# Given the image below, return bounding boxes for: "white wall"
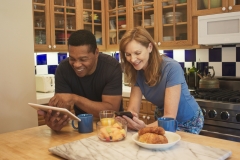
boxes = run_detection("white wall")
[0,1,38,133]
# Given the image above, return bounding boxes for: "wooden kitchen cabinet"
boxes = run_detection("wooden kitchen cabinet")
[130,0,156,45]
[122,97,156,125]
[33,0,106,52]
[33,0,81,52]
[158,0,192,47]
[105,0,130,51]
[192,0,240,16]
[81,0,106,51]
[128,0,192,49]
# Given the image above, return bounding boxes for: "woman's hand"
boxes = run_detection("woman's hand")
[122,112,146,131]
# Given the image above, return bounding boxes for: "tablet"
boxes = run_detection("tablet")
[28,103,81,121]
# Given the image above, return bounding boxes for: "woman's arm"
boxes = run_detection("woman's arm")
[127,86,143,115]
[163,84,181,119]
[122,86,146,130]
[146,84,181,128]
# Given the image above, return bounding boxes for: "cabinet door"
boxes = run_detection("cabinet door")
[192,0,228,16]
[106,0,129,50]
[49,0,79,51]
[228,0,240,11]
[131,0,157,42]
[33,0,51,51]
[146,114,155,124]
[122,97,128,111]
[159,0,192,47]
[81,0,106,51]
[139,113,148,124]
[147,102,156,115]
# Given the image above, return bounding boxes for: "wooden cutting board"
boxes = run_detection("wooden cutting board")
[49,131,231,160]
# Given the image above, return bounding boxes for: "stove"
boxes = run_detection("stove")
[192,77,240,142]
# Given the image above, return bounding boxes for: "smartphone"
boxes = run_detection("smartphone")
[115,111,133,119]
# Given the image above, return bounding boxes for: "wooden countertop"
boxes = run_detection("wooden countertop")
[0,124,239,160]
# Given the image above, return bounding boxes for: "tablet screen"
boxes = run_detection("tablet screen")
[28,103,81,121]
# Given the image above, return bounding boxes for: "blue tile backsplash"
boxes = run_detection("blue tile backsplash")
[185,49,196,62]
[163,50,173,59]
[48,65,58,74]
[58,53,68,64]
[35,45,240,77]
[36,54,47,65]
[209,48,222,62]
[237,47,240,61]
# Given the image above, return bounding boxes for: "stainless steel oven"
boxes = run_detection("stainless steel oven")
[192,77,240,142]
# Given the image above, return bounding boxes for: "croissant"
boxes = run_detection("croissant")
[139,133,168,144]
[138,126,165,136]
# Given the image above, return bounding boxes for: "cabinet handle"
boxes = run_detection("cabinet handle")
[222,7,226,11]
[228,6,232,10]
[147,116,150,120]
[142,115,146,119]
[158,42,161,46]
[53,45,56,49]
[48,45,51,48]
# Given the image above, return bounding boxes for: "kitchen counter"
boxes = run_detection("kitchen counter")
[0,123,239,159]
[36,84,133,104]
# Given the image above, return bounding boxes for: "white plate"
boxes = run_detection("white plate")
[132,131,181,150]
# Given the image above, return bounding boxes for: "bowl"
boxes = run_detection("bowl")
[167,17,181,24]
[203,0,221,8]
[121,24,126,29]
[96,118,127,142]
[165,12,182,18]
[165,12,182,24]
[136,1,153,10]
[141,19,151,26]
[163,36,174,41]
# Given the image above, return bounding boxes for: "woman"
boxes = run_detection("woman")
[119,27,203,134]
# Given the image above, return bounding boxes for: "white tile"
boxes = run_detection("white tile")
[47,52,58,65]
[184,62,193,69]
[36,65,48,75]
[236,62,240,77]
[222,47,236,62]
[208,62,222,76]
[173,49,184,62]
[196,49,209,62]
[158,50,164,55]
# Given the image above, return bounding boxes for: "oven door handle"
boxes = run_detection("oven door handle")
[200,129,240,142]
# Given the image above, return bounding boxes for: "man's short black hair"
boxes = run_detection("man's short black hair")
[68,29,97,53]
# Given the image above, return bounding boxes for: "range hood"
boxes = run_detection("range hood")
[198,12,240,45]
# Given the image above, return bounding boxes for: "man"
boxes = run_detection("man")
[38,29,123,131]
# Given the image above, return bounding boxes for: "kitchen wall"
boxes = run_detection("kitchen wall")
[0,1,38,133]
[35,45,240,77]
